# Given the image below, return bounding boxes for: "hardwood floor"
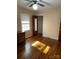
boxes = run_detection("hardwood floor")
[17,35,61,59]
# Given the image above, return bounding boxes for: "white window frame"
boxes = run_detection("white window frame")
[21,14,30,32]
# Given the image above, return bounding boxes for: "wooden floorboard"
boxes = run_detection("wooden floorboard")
[17,35,61,59]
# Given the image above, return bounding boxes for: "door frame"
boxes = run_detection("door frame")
[59,23,61,42]
[32,16,38,36]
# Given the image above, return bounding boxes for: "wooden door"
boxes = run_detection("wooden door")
[32,16,38,36]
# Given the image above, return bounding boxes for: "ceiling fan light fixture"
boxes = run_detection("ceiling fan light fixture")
[33,4,38,10]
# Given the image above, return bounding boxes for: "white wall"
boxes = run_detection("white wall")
[37,9,61,40]
[17,6,36,38]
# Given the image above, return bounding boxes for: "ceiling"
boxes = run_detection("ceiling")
[17,0,61,11]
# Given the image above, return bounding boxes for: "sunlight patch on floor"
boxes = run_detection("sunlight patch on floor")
[43,46,50,54]
[32,41,50,54]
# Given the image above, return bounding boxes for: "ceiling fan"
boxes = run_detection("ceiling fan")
[25,0,49,10]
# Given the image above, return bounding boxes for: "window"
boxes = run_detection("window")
[21,14,30,32]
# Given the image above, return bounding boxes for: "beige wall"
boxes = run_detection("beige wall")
[37,9,61,40]
[17,6,35,38]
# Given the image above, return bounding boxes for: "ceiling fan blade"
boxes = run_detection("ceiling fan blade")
[25,0,32,2]
[39,0,51,6]
[38,3,44,7]
[25,2,32,6]
[29,4,34,7]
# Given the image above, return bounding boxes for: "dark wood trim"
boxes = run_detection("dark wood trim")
[32,16,34,36]
[37,16,38,34]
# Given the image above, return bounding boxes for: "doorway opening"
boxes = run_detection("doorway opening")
[32,16,43,36]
